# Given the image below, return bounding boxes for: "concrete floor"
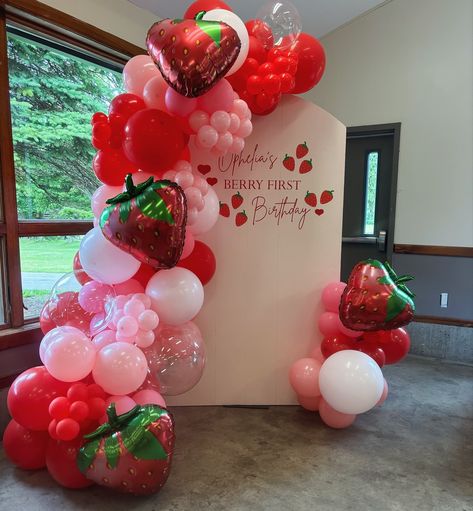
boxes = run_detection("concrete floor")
[0,357,472,511]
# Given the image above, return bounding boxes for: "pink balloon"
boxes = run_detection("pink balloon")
[187,207,199,226]
[188,187,220,236]
[308,345,326,365]
[318,311,341,337]
[216,132,233,152]
[322,282,347,313]
[181,229,195,260]
[197,78,234,114]
[78,280,114,314]
[336,316,362,338]
[135,330,155,348]
[230,136,244,154]
[138,310,160,331]
[232,99,250,119]
[236,119,253,138]
[105,396,136,416]
[142,321,205,396]
[174,170,194,189]
[132,389,166,408]
[92,342,148,395]
[298,395,321,411]
[127,171,155,187]
[142,75,168,110]
[228,112,240,134]
[197,125,218,148]
[146,267,204,326]
[289,358,322,398]
[165,87,198,117]
[210,111,231,133]
[124,298,146,318]
[174,160,192,173]
[92,329,116,351]
[39,326,80,364]
[189,110,209,132]
[376,379,389,406]
[319,399,356,429]
[42,327,96,382]
[113,278,144,296]
[91,185,122,218]
[117,316,139,338]
[185,187,204,211]
[132,293,152,309]
[193,175,209,196]
[123,55,160,96]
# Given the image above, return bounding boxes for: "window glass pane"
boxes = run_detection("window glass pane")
[363,151,378,235]
[7,30,123,220]
[0,238,7,325]
[20,235,82,319]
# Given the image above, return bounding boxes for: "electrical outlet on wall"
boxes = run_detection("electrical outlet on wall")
[440,293,448,308]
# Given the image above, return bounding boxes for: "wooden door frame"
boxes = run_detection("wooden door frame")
[346,123,401,262]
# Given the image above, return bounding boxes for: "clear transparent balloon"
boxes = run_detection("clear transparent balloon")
[143,321,206,396]
[256,0,302,49]
[45,271,116,337]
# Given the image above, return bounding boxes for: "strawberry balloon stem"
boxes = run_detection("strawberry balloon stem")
[106,174,155,205]
[195,10,206,21]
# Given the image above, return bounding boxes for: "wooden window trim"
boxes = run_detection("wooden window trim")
[0,0,144,348]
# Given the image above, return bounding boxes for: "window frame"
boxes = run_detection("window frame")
[0,0,144,348]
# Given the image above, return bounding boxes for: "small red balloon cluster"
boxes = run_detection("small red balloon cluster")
[290,259,415,429]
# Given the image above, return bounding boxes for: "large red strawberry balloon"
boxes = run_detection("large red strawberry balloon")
[100,175,187,269]
[77,404,175,495]
[146,12,241,97]
[339,259,415,331]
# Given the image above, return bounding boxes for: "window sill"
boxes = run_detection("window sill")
[0,321,42,350]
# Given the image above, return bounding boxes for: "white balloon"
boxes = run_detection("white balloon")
[146,267,204,326]
[188,186,219,236]
[319,350,384,414]
[203,9,249,76]
[79,227,141,285]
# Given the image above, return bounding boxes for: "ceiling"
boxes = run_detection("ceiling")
[128,0,387,38]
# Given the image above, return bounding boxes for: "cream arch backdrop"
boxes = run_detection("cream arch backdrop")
[169,96,346,405]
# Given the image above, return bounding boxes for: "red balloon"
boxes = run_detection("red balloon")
[46,437,94,489]
[367,328,411,364]
[39,301,56,334]
[109,93,145,119]
[91,121,111,150]
[184,0,232,19]
[320,334,354,359]
[3,420,49,470]
[289,33,326,94]
[132,262,158,288]
[92,148,137,186]
[72,251,92,286]
[247,36,268,64]
[245,19,274,50]
[7,367,70,431]
[177,241,216,286]
[352,338,386,368]
[123,109,188,175]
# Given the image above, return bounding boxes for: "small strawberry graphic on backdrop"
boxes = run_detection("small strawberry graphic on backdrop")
[231,192,243,209]
[296,142,309,159]
[283,154,295,171]
[219,202,230,217]
[315,209,324,216]
[339,259,415,331]
[299,159,313,174]
[320,190,334,204]
[304,191,317,207]
[235,210,248,227]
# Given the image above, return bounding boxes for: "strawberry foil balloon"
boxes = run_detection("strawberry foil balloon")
[100,175,186,269]
[339,259,415,331]
[77,404,174,495]
[146,12,241,97]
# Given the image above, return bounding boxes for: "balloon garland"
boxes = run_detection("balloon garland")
[4,0,327,495]
[289,259,415,429]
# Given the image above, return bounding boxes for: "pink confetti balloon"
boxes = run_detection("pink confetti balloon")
[93,342,148,395]
[133,389,166,408]
[78,281,114,314]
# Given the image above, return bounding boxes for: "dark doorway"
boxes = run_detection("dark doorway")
[341,124,401,281]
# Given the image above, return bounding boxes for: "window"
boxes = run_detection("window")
[0,1,142,346]
[363,151,378,235]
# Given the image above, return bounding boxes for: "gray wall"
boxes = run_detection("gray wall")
[393,254,473,320]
